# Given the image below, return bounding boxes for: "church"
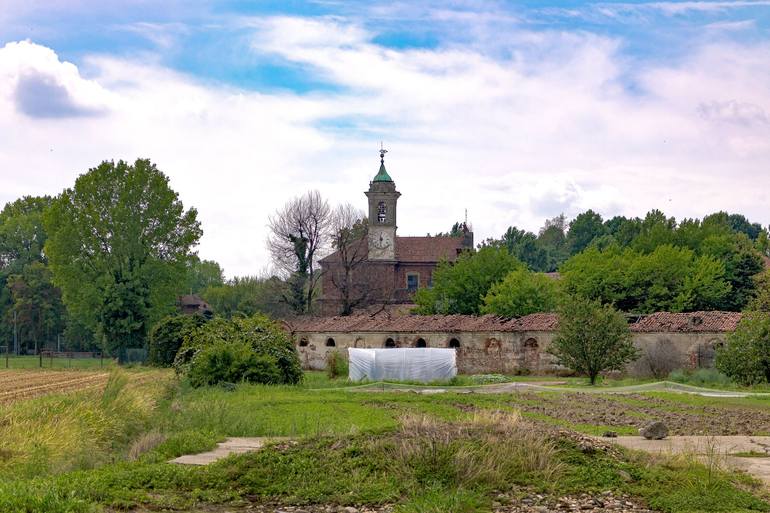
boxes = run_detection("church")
[318,149,473,316]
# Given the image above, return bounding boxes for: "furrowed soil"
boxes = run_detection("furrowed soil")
[497,391,770,435]
[0,370,110,403]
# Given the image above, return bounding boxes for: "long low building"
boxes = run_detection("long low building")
[288,311,742,376]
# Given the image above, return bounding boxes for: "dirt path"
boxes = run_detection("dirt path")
[169,437,291,465]
[599,435,770,486]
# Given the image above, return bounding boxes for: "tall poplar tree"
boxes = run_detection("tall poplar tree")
[44,159,201,361]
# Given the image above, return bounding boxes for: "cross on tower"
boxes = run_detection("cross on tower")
[379,141,387,164]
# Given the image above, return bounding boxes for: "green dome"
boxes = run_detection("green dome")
[372,162,393,182]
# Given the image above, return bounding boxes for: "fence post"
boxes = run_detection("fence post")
[39,351,42,368]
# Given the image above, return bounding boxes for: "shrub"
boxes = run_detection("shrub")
[187,340,283,387]
[148,314,206,367]
[716,312,770,386]
[548,295,638,385]
[668,368,732,387]
[326,350,349,379]
[175,313,302,385]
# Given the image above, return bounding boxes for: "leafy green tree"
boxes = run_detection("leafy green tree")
[414,247,522,314]
[44,159,201,362]
[5,261,65,353]
[481,268,560,317]
[604,216,641,247]
[537,214,569,271]
[548,296,638,385]
[185,257,224,294]
[566,210,606,255]
[728,213,764,241]
[631,210,676,253]
[202,275,292,319]
[747,271,770,312]
[716,312,770,386]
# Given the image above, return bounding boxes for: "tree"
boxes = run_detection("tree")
[201,275,292,319]
[699,233,764,310]
[537,214,568,270]
[747,271,770,312]
[548,296,638,384]
[566,210,606,255]
[267,191,330,314]
[5,261,65,353]
[44,159,201,362]
[147,314,206,366]
[414,246,522,314]
[327,204,368,315]
[716,312,770,386]
[185,257,224,294]
[481,268,560,317]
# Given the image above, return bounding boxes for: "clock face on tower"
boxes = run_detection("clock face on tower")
[373,232,392,249]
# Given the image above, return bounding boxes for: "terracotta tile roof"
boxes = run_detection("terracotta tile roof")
[395,236,466,263]
[630,311,742,333]
[290,311,741,334]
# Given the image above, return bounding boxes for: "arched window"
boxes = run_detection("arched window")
[377,202,387,223]
[325,338,336,347]
[299,338,309,347]
[385,338,396,348]
[448,338,461,349]
[523,338,538,349]
[415,338,427,348]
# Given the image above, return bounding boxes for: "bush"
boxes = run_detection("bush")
[174,313,302,385]
[326,350,349,379]
[148,314,206,367]
[668,368,732,387]
[187,340,283,387]
[716,312,770,386]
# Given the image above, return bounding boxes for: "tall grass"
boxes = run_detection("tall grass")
[0,369,170,479]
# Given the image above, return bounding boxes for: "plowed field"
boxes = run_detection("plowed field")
[0,370,109,404]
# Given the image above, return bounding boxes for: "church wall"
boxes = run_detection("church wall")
[294,330,730,377]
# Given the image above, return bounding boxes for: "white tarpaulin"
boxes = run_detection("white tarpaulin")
[348,348,457,383]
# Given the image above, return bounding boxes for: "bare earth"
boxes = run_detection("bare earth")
[598,435,770,486]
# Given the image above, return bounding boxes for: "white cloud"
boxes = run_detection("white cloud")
[1,15,770,277]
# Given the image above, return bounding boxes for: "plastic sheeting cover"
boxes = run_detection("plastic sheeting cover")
[348,347,457,382]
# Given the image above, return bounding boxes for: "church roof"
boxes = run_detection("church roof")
[372,161,393,182]
[395,236,466,263]
[319,235,467,265]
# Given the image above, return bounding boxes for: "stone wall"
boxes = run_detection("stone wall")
[295,329,730,377]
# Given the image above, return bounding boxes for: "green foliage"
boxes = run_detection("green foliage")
[548,296,638,384]
[187,340,283,387]
[481,268,560,317]
[44,159,201,361]
[567,209,606,255]
[184,257,224,295]
[201,275,291,319]
[561,244,731,313]
[668,368,732,388]
[5,261,65,352]
[147,314,206,367]
[414,246,522,314]
[716,312,770,386]
[748,270,770,312]
[175,313,302,385]
[326,350,349,379]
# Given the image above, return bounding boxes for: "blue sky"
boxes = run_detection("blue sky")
[1,1,770,276]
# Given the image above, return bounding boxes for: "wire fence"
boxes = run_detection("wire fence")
[0,350,115,370]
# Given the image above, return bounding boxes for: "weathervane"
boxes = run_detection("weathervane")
[379,141,388,164]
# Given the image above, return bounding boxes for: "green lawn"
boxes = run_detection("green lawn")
[0,354,116,370]
[1,369,769,513]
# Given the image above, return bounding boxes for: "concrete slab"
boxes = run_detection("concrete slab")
[169,437,288,465]
[599,436,770,486]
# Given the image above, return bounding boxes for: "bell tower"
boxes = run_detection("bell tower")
[365,146,400,260]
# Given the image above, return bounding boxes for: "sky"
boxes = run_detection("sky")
[1,1,770,277]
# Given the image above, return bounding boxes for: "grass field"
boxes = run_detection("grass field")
[0,354,116,370]
[0,369,769,513]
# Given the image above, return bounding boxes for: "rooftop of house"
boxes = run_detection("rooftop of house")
[319,235,469,265]
[289,310,743,334]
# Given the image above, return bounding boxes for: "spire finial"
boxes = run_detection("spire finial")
[379,141,388,164]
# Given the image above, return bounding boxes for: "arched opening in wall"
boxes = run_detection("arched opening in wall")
[522,338,539,372]
[448,338,461,349]
[325,338,336,347]
[697,339,721,368]
[298,338,309,347]
[385,338,396,348]
[415,338,427,348]
[354,337,364,348]
[377,202,387,223]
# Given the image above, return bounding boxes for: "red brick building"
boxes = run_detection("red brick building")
[318,150,473,315]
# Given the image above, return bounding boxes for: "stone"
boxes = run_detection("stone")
[639,421,668,440]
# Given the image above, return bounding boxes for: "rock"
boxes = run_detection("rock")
[603,430,618,438]
[639,421,668,440]
[341,507,358,513]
